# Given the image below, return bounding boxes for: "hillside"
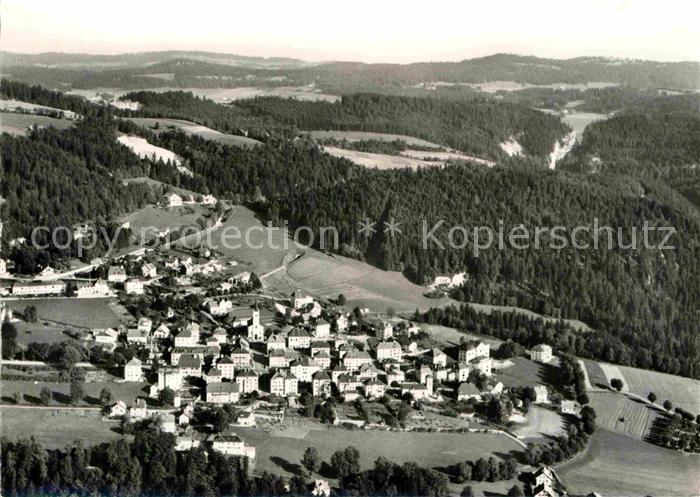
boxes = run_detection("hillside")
[4,52,699,92]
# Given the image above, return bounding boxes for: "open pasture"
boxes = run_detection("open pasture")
[279,250,454,312]
[127,117,262,148]
[2,380,148,408]
[512,406,566,441]
[587,391,661,441]
[6,298,123,329]
[238,425,523,478]
[558,428,700,497]
[0,111,74,135]
[400,149,495,166]
[119,204,209,238]
[309,130,442,148]
[322,146,443,170]
[617,365,700,414]
[0,406,124,449]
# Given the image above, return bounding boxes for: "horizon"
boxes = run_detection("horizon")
[3,0,700,64]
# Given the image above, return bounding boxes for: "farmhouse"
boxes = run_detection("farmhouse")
[158,367,183,391]
[126,328,149,345]
[401,382,430,400]
[206,382,240,404]
[343,349,373,372]
[207,298,233,316]
[534,385,549,404]
[128,398,148,420]
[109,400,128,417]
[458,340,490,363]
[202,194,217,205]
[314,318,332,338]
[270,370,299,397]
[124,357,143,382]
[376,341,402,361]
[164,193,183,207]
[287,328,311,349]
[125,279,145,295]
[312,371,332,397]
[290,356,321,382]
[209,434,255,459]
[76,279,110,297]
[364,379,386,400]
[457,382,481,401]
[292,289,314,310]
[560,400,577,415]
[174,323,200,347]
[153,323,171,339]
[235,370,259,394]
[107,266,127,283]
[531,344,553,363]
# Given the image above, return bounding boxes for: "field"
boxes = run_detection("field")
[0,406,125,449]
[12,321,81,347]
[617,365,700,413]
[127,117,262,148]
[493,356,561,389]
[238,423,523,478]
[308,130,442,148]
[558,428,700,496]
[323,146,443,170]
[0,111,74,135]
[5,298,124,329]
[1,380,148,408]
[561,112,608,142]
[467,302,591,332]
[512,406,566,441]
[587,391,662,441]
[273,250,455,313]
[119,204,210,238]
[400,149,495,166]
[117,135,185,171]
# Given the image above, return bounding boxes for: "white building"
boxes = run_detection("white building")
[343,350,373,372]
[209,434,255,459]
[534,385,549,404]
[531,344,553,363]
[76,279,111,298]
[292,290,314,310]
[158,367,183,391]
[12,281,65,296]
[459,340,490,364]
[235,370,259,394]
[270,370,298,397]
[206,382,240,404]
[124,357,143,382]
[287,328,311,349]
[0,258,8,276]
[141,263,157,278]
[107,266,127,283]
[165,193,183,207]
[202,194,217,205]
[376,341,402,362]
[375,321,394,340]
[247,307,265,342]
[125,279,145,295]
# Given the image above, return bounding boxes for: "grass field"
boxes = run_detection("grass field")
[493,356,562,390]
[127,117,262,148]
[117,135,182,165]
[587,391,662,441]
[309,130,442,147]
[323,146,443,170]
[0,406,125,449]
[557,428,700,496]
[237,424,523,478]
[119,204,209,238]
[1,380,149,407]
[512,406,566,441]
[617,365,700,413]
[6,298,124,329]
[12,321,83,347]
[0,111,74,135]
[276,250,455,313]
[400,149,495,166]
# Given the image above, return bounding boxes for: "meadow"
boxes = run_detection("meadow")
[557,428,700,496]
[0,406,124,449]
[237,424,523,478]
[2,380,148,408]
[0,111,74,135]
[587,391,662,441]
[127,117,262,148]
[308,130,442,147]
[6,298,123,329]
[322,146,443,170]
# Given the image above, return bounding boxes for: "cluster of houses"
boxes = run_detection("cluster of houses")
[162,192,217,208]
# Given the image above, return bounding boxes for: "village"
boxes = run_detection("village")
[0,199,577,497]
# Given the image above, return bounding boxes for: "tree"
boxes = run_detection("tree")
[454,461,472,483]
[663,400,673,411]
[12,391,23,404]
[301,447,321,476]
[70,379,85,405]
[386,307,396,318]
[40,386,52,406]
[158,387,175,406]
[99,387,114,407]
[24,305,38,323]
[461,486,474,497]
[610,378,624,391]
[337,294,347,306]
[508,484,524,497]
[330,446,361,478]
[647,392,657,403]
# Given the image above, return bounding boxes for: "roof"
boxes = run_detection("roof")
[459,339,483,350]
[108,266,126,275]
[206,368,222,377]
[310,340,330,348]
[533,343,552,351]
[207,383,240,394]
[178,354,201,368]
[313,371,331,381]
[377,341,401,350]
[366,378,385,387]
[344,349,371,360]
[458,383,480,395]
[268,334,286,343]
[289,328,311,338]
[236,369,258,378]
[218,356,234,364]
[292,356,318,367]
[125,357,142,366]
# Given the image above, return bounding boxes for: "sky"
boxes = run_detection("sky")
[3,0,700,63]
